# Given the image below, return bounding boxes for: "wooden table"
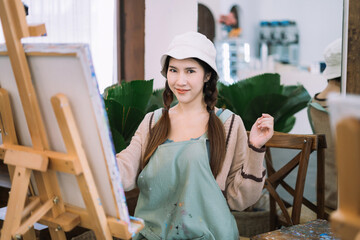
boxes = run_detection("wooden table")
[251,219,340,239]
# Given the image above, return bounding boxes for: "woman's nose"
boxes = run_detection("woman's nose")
[177,73,187,85]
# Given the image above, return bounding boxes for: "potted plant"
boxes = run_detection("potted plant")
[103,79,164,153]
[217,73,311,133]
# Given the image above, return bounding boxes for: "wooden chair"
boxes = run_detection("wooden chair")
[261,131,327,230]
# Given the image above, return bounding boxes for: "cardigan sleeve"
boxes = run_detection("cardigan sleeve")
[116,112,152,191]
[225,115,266,211]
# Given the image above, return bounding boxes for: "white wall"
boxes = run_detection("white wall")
[145,0,198,89]
[199,0,343,65]
[257,0,343,65]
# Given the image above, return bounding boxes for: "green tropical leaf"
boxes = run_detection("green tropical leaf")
[242,94,288,130]
[216,73,310,133]
[274,85,311,123]
[105,99,144,142]
[110,127,127,152]
[146,88,164,112]
[218,73,281,116]
[104,80,156,151]
[104,79,154,114]
[274,116,296,133]
[281,85,299,96]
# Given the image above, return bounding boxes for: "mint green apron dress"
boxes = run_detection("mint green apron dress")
[133,109,239,240]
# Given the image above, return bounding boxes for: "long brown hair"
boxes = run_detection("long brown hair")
[142,56,226,178]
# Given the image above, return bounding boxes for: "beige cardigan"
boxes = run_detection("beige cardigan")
[116,110,266,211]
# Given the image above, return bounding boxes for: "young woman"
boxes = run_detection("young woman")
[116,32,274,240]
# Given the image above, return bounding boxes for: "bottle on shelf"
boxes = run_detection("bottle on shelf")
[215,38,251,84]
[279,20,291,64]
[269,21,282,61]
[288,21,299,65]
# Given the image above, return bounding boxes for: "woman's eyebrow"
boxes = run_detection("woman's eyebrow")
[168,65,198,70]
[168,65,177,69]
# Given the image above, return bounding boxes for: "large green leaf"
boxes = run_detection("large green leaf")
[104,79,154,114]
[242,94,288,130]
[110,126,127,152]
[146,88,164,113]
[103,79,154,150]
[218,73,281,116]
[103,79,174,151]
[216,73,310,133]
[275,116,296,133]
[274,85,311,123]
[105,99,144,142]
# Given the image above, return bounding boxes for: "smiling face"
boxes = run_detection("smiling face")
[167,57,210,106]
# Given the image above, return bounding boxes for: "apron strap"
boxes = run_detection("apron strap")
[153,108,163,123]
[217,109,236,148]
[217,108,233,124]
[148,108,163,132]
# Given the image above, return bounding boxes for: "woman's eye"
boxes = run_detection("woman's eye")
[169,69,176,73]
[187,70,195,73]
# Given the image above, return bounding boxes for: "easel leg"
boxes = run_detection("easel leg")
[0,89,17,183]
[22,227,36,240]
[48,227,66,240]
[0,167,31,240]
[76,175,112,239]
[52,95,113,240]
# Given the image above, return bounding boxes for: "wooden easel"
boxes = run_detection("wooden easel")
[331,117,360,240]
[0,0,143,239]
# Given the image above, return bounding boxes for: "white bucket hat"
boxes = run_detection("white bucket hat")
[160,32,218,79]
[322,38,342,80]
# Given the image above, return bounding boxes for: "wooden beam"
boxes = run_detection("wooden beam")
[0,144,82,175]
[15,198,54,237]
[346,0,360,94]
[332,210,360,240]
[28,23,46,37]
[46,150,82,175]
[331,118,360,239]
[49,228,67,240]
[118,0,145,82]
[0,149,5,160]
[0,0,48,149]
[65,204,143,240]
[4,148,49,172]
[22,228,37,240]
[0,166,31,240]
[0,0,66,219]
[22,197,41,219]
[0,89,18,145]
[0,51,77,57]
[0,0,29,40]
[51,94,113,239]
[39,211,81,232]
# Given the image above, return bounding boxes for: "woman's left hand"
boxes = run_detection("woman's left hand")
[249,113,274,148]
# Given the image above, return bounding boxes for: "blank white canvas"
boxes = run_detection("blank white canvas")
[0,43,132,229]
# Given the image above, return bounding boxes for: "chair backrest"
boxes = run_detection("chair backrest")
[258,131,326,230]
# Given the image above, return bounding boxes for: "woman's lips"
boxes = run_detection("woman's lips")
[176,88,189,94]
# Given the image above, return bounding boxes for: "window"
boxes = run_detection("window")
[0,0,115,93]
